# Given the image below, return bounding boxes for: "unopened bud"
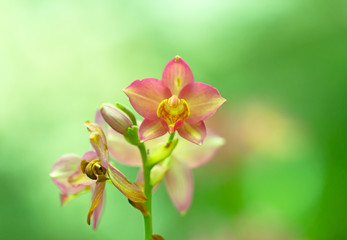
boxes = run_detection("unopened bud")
[147,139,178,167]
[100,104,133,134]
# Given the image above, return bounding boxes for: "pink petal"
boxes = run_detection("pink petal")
[50,154,86,194]
[139,118,167,142]
[52,178,85,195]
[162,56,194,95]
[179,82,226,124]
[164,159,193,214]
[94,109,107,132]
[87,182,105,227]
[177,121,206,145]
[160,118,183,134]
[91,184,104,230]
[81,151,98,162]
[68,170,95,187]
[84,122,109,169]
[123,78,171,120]
[50,154,81,179]
[135,168,144,185]
[108,163,147,202]
[107,129,142,166]
[174,131,225,168]
[60,193,70,206]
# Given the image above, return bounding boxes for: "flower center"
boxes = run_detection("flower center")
[80,159,107,182]
[157,95,190,129]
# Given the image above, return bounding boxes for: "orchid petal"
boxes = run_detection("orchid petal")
[162,56,194,95]
[179,82,226,124]
[136,168,144,185]
[51,178,85,195]
[50,154,86,194]
[174,131,225,168]
[50,154,80,179]
[164,159,193,214]
[108,163,147,202]
[139,118,167,142]
[94,109,107,132]
[177,121,206,145]
[60,193,72,206]
[81,151,98,162]
[84,121,109,169]
[68,170,95,187]
[160,118,183,134]
[92,184,104,230]
[123,78,171,120]
[87,181,105,226]
[107,129,142,166]
[60,187,90,206]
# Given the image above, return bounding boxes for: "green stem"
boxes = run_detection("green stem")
[168,132,175,141]
[138,142,153,240]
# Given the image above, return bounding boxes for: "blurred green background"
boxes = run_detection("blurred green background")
[1,0,346,239]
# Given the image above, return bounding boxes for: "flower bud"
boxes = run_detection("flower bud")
[147,139,178,167]
[100,103,133,134]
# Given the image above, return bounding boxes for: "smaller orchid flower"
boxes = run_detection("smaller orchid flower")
[124,56,226,145]
[103,120,225,213]
[50,121,146,229]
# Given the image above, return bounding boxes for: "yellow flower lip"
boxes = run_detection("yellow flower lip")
[157,95,190,130]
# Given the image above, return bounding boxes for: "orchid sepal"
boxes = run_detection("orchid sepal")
[84,121,109,169]
[108,162,147,203]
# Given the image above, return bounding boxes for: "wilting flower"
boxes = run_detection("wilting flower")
[50,121,146,229]
[101,116,224,213]
[124,56,226,144]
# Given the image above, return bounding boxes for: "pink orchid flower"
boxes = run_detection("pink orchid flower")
[99,114,225,213]
[123,56,226,145]
[50,122,146,229]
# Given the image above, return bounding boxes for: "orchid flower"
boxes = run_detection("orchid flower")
[123,56,226,145]
[102,119,224,213]
[50,121,146,229]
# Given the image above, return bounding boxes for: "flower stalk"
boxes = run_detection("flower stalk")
[138,142,153,240]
